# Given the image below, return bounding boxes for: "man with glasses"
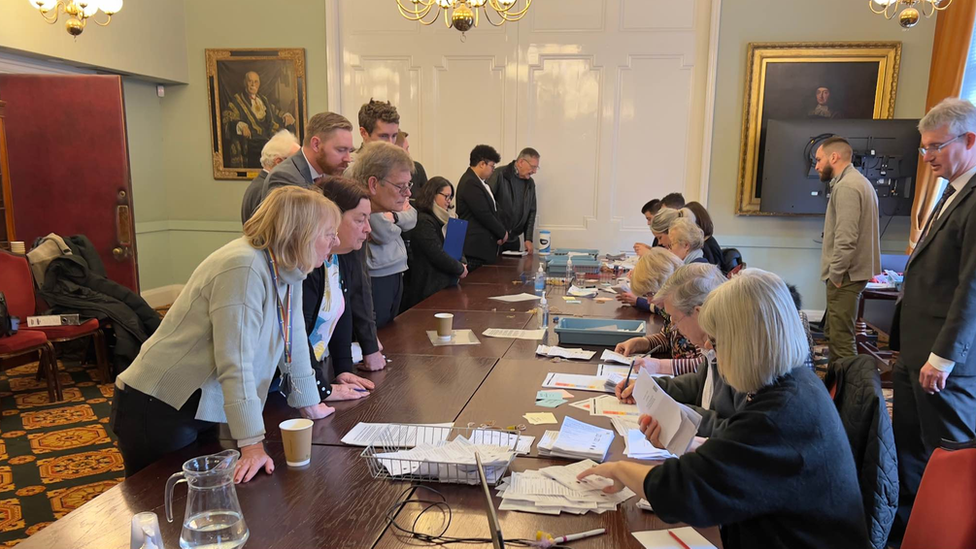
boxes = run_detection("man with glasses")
[457,144,507,268]
[813,136,881,370]
[490,147,540,254]
[889,97,976,545]
[348,141,417,327]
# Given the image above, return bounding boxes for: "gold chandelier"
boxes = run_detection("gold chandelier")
[397,0,531,35]
[868,0,951,29]
[28,0,123,37]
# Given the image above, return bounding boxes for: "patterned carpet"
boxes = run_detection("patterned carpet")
[0,360,121,547]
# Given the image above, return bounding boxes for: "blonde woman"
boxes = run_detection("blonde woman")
[112,187,340,483]
[648,207,681,249]
[616,247,681,313]
[580,269,869,549]
[668,217,708,264]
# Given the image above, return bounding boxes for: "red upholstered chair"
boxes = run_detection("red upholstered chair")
[0,250,61,401]
[902,439,976,549]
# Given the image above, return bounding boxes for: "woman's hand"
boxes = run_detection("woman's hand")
[633,242,652,256]
[615,336,650,357]
[633,357,668,375]
[638,414,664,449]
[300,402,336,420]
[336,372,375,391]
[324,384,369,401]
[615,379,636,404]
[615,291,638,307]
[576,462,627,494]
[234,442,274,483]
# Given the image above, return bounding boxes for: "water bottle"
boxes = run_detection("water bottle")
[566,255,574,286]
[534,263,545,296]
[538,294,549,330]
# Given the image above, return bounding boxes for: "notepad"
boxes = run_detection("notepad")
[444,217,468,260]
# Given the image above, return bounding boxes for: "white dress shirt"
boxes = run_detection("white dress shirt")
[302,148,323,181]
[479,176,497,209]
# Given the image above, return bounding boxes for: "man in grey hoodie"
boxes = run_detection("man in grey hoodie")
[347,141,417,327]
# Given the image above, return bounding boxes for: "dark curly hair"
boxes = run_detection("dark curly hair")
[358,99,400,135]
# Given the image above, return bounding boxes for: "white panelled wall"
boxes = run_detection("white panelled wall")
[327,0,715,252]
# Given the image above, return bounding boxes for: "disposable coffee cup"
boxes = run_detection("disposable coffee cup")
[435,313,454,340]
[279,418,313,467]
[9,241,25,255]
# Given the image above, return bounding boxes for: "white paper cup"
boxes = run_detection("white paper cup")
[9,241,25,255]
[435,313,454,339]
[279,418,313,467]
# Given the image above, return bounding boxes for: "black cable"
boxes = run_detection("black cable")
[879,214,895,240]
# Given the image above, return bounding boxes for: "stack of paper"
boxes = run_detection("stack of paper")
[600,350,635,365]
[625,429,676,461]
[536,345,597,360]
[373,436,515,484]
[567,285,598,298]
[468,429,534,456]
[488,292,541,303]
[633,369,702,456]
[543,372,613,393]
[536,389,569,408]
[483,328,547,340]
[342,422,454,447]
[496,459,636,515]
[540,417,615,462]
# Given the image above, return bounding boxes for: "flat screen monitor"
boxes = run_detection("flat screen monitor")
[760,118,920,216]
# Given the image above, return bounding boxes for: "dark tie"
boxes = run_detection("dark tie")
[920,184,957,242]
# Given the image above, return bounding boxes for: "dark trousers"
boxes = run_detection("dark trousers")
[110,384,216,477]
[371,272,404,328]
[500,239,521,252]
[890,359,976,544]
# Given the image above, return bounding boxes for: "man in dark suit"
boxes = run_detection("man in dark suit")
[490,147,539,254]
[240,130,300,224]
[456,145,506,269]
[889,97,976,545]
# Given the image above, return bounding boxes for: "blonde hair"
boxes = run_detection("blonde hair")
[347,141,415,187]
[698,269,810,394]
[668,217,704,251]
[243,186,341,274]
[650,207,695,235]
[654,263,726,314]
[630,247,682,296]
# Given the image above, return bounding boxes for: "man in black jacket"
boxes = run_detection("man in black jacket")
[490,147,539,254]
[889,97,976,544]
[457,144,506,268]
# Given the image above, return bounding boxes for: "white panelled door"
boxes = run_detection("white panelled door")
[327,0,713,253]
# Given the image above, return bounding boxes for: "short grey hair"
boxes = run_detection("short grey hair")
[668,217,704,251]
[650,207,696,234]
[654,262,726,315]
[630,247,683,296]
[260,130,300,170]
[919,97,976,136]
[347,141,414,187]
[699,269,810,394]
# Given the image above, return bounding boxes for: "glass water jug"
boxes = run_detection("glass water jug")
[165,449,249,549]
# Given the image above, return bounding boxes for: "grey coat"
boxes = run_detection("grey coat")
[655,355,748,437]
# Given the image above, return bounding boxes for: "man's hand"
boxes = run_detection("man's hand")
[359,351,387,372]
[524,241,533,254]
[919,363,951,394]
[336,372,375,391]
[237,121,252,139]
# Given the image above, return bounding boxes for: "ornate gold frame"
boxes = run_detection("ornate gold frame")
[206,48,307,180]
[735,42,901,215]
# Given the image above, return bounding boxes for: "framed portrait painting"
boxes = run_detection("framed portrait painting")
[206,48,308,180]
[735,42,901,215]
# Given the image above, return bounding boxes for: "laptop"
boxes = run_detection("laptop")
[475,452,505,549]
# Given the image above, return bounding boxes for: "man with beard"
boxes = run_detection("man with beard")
[263,112,355,192]
[814,136,880,367]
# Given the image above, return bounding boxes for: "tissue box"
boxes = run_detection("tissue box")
[26,314,81,327]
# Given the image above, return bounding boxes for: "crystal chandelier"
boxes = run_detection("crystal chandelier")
[28,0,123,37]
[868,0,952,29]
[397,0,531,35]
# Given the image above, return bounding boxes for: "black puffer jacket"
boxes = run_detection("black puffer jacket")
[825,355,898,549]
[39,254,160,373]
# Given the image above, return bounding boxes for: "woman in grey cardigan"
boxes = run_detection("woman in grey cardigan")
[111,187,341,483]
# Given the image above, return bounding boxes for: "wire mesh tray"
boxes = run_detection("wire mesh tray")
[361,424,522,486]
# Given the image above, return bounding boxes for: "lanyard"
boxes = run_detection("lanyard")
[265,249,293,365]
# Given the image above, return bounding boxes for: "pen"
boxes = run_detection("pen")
[353,388,369,393]
[668,529,692,549]
[554,528,605,543]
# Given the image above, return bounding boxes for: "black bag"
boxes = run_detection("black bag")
[0,292,13,337]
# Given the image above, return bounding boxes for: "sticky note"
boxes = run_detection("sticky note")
[536,398,566,408]
[537,390,563,400]
[523,412,558,425]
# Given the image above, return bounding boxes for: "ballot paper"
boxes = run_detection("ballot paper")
[542,372,613,393]
[536,346,597,361]
[488,292,542,303]
[591,394,640,417]
[625,429,676,461]
[633,369,701,456]
[467,429,534,456]
[600,350,635,366]
[569,398,594,411]
[567,285,598,298]
[523,412,558,425]
[341,422,454,447]
[482,328,547,340]
[548,416,615,462]
[632,527,716,549]
[373,436,515,483]
[496,460,636,516]
[610,416,641,436]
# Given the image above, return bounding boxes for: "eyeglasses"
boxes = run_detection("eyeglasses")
[919,134,965,157]
[325,231,340,245]
[438,192,454,202]
[381,178,413,195]
[519,158,541,172]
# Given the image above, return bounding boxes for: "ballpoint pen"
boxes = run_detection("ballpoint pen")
[669,529,692,549]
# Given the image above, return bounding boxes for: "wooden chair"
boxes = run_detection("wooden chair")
[902,439,976,549]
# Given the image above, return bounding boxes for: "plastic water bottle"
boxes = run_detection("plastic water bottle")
[566,255,574,286]
[538,294,549,330]
[534,263,545,296]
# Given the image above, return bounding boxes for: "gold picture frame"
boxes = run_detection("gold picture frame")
[206,48,307,180]
[735,42,901,215]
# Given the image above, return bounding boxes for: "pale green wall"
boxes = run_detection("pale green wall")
[0,0,188,83]
[707,0,935,311]
[157,0,329,285]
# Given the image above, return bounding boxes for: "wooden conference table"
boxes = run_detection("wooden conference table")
[18,256,721,549]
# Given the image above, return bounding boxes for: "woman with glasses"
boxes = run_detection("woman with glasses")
[402,176,468,310]
[581,269,869,549]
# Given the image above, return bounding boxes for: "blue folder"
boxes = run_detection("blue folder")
[444,217,468,260]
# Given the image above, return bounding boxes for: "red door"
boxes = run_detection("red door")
[0,74,139,292]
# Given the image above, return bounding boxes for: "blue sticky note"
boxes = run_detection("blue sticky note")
[537,390,563,400]
[536,398,567,408]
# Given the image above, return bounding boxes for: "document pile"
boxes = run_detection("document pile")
[537,417,614,462]
[633,369,702,456]
[496,459,636,515]
[536,345,597,361]
[371,434,516,484]
[566,285,598,298]
[624,428,675,461]
[342,422,453,447]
